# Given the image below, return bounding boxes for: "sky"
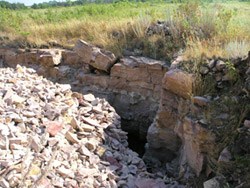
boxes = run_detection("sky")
[6,0,64,6]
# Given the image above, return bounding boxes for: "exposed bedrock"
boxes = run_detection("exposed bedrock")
[145,53,250,186]
[0,40,249,186]
[0,45,168,154]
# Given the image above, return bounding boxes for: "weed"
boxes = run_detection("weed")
[224,61,239,82]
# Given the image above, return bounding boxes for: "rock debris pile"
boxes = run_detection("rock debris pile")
[0,65,167,188]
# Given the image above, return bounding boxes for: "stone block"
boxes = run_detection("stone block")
[111,63,150,82]
[162,69,194,99]
[38,50,62,67]
[74,39,116,72]
[61,50,83,68]
[177,117,215,176]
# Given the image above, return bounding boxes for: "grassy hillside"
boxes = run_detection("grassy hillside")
[0,1,250,60]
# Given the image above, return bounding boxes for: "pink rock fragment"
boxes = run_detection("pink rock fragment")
[36,177,53,188]
[44,121,63,136]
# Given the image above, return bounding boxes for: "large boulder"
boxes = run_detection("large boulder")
[74,40,116,72]
[162,69,194,99]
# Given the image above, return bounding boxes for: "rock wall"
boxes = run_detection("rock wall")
[0,43,168,140]
[0,41,249,186]
[145,53,250,186]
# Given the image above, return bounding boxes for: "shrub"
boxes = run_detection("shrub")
[224,40,250,58]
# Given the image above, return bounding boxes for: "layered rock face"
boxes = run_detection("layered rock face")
[146,54,250,186]
[0,65,170,188]
[0,44,168,141]
[144,70,194,165]
[0,41,249,187]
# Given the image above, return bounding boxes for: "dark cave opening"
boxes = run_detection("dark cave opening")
[127,131,147,157]
[120,118,148,157]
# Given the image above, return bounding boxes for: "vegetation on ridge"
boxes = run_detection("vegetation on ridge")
[0,0,249,60]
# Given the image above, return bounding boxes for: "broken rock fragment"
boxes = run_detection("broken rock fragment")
[74,39,116,72]
[44,121,63,136]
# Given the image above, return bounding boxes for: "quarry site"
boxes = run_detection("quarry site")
[0,0,250,187]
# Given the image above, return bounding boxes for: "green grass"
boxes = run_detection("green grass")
[0,1,249,60]
[0,2,172,31]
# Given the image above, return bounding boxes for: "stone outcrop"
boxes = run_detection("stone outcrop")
[144,70,195,170]
[110,56,167,97]
[0,46,168,141]
[145,53,250,185]
[0,40,249,187]
[145,69,214,176]
[0,65,170,187]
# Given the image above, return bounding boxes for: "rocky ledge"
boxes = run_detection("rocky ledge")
[0,40,249,187]
[0,65,180,188]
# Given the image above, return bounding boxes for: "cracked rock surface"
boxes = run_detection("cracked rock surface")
[0,65,173,188]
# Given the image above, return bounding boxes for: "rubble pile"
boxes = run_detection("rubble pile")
[0,65,167,188]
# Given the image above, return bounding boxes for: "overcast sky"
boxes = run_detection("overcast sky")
[6,0,64,6]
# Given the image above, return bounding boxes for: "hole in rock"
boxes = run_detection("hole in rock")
[121,118,147,157]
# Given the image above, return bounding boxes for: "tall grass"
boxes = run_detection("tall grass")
[174,1,250,59]
[0,1,249,60]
